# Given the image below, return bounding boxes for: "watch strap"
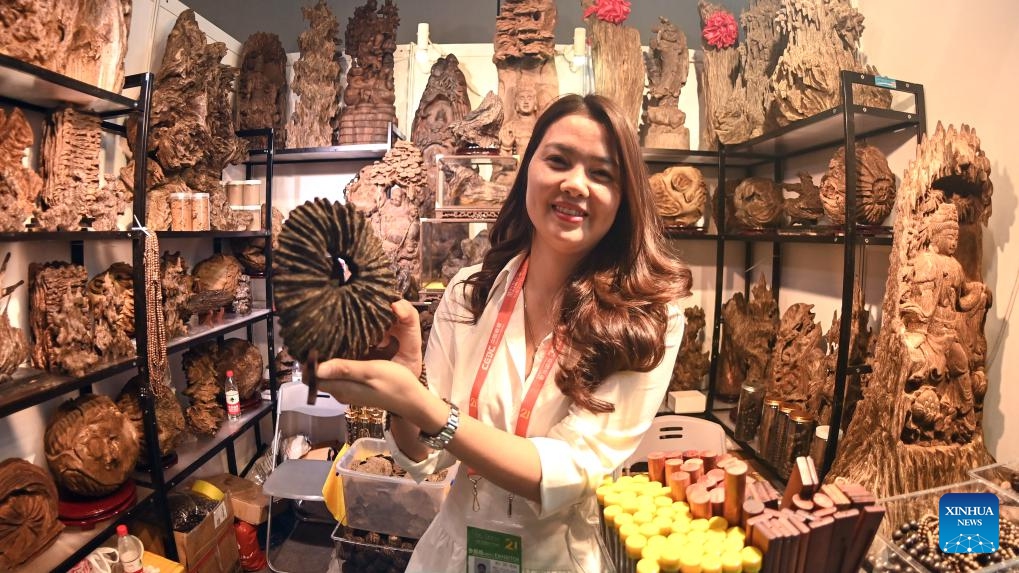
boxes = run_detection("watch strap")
[419,399,459,450]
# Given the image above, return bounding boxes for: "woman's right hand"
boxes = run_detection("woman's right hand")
[383,299,423,378]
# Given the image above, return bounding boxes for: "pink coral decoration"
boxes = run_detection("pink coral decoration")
[703,10,738,49]
[584,0,631,25]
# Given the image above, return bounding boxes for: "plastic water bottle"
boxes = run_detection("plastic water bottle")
[225,370,241,421]
[116,524,144,573]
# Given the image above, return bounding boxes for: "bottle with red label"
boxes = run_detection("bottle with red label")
[116,524,144,573]
[225,369,241,421]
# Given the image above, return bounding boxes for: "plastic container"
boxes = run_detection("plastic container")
[872,479,1019,572]
[192,192,210,231]
[169,192,192,231]
[334,437,458,539]
[969,460,1019,495]
[230,205,262,231]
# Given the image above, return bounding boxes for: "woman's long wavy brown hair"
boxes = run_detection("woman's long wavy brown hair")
[457,94,692,413]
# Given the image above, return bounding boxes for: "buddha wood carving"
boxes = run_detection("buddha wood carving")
[183,342,225,436]
[670,306,710,391]
[733,177,784,228]
[287,0,340,148]
[642,17,689,149]
[581,0,642,125]
[770,0,892,126]
[116,375,186,458]
[783,171,824,226]
[412,55,471,166]
[29,262,97,377]
[696,1,738,150]
[765,303,825,406]
[829,124,994,500]
[161,251,192,338]
[142,10,247,231]
[87,262,134,362]
[37,108,102,231]
[650,166,708,228]
[712,0,783,145]
[0,253,28,383]
[0,0,130,93]
[0,109,42,232]
[0,459,62,569]
[339,0,400,145]
[820,143,896,225]
[718,276,779,400]
[344,141,429,298]
[495,0,558,144]
[450,91,505,152]
[236,33,289,149]
[45,394,139,497]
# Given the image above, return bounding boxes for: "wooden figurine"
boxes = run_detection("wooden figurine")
[0,253,28,383]
[670,306,711,391]
[287,0,341,149]
[495,0,559,148]
[0,109,42,232]
[820,143,897,225]
[236,32,289,149]
[338,0,400,145]
[649,166,708,228]
[642,17,690,149]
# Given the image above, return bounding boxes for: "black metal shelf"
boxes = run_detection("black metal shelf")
[166,309,273,354]
[158,230,269,239]
[133,401,274,490]
[0,230,135,242]
[663,227,718,240]
[13,486,155,573]
[725,104,921,164]
[246,143,390,165]
[0,53,138,116]
[722,225,894,245]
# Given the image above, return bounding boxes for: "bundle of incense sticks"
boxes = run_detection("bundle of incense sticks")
[600,452,884,572]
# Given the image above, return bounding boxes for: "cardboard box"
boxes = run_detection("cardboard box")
[200,473,283,526]
[173,493,241,573]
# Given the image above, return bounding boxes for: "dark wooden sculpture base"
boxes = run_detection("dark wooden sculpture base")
[57,480,137,529]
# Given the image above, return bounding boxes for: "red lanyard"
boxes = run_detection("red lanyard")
[468,258,558,438]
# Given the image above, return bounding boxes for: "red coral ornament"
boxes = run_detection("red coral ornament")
[703,10,738,49]
[583,0,631,25]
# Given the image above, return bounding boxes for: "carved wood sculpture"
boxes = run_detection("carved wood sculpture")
[182,342,224,436]
[86,262,134,362]
[287,0,340,148]
[37,108,101,230]
[770,0,892,126]
[783,171,824,226]
[580,0,640,125]
[650,166,708,228]
[412,54,472,198]
[45,394,139,497]
[0,108,42,232]
[642,17,689,149]
[236,32,289,149]
[218,338,264,400]
[495,0,559,147]
[116,375,186,458]
[718,275,780,401]
[0,0,131,93]
[808,287,874,428]
[733,176,784,228]
[231,205,284,276]
[696,1,739,150]
[29,262,97,377]
[190,253,243,321]
[765,303,825,406]
[450,91,505,152]
[232,274,252,315]
[161,251,192,339]
[829,124,994,502]
[820,143,897,225]
[713,0,783,145]
[0,458,63,570]
[339,0,400,145]
[344,141,429,298]
[143,10,247,232]
[440,231,492,285]
[0,253,28,382]
[670,306,710,391]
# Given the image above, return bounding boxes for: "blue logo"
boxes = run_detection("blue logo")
[939,493,999,553]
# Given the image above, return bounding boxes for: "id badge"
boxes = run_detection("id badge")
[466,525,522,573]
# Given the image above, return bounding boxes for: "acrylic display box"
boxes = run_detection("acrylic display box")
[862,479,1019,572]
[419,218,494,295]
[435,154,517,219]
[333,438,458,539]
[970,461,1019,495]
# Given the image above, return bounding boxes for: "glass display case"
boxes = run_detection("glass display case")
[419,218,493,295]
[435,154,517,219]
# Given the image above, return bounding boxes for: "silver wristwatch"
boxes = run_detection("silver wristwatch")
[419,400,459,450]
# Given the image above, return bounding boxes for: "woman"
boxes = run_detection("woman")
[318,94,692,571]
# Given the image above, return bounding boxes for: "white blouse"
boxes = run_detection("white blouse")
[385,253,684,572]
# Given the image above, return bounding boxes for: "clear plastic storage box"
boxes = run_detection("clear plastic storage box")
[334,437,458,539]
[970,461,1019,496]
